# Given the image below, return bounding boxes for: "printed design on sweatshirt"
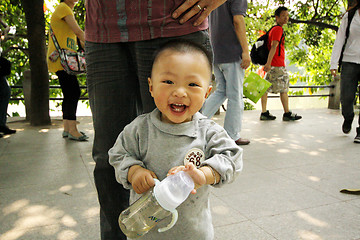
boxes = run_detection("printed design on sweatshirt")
[183,148,205,168]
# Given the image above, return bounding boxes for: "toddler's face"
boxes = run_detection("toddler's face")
[149,50,212,124]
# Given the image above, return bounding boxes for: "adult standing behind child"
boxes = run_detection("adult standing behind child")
[109,40,243,239]
[260,6,302,122]
[201,0,251,146]
[47,0,88,141]
[84,1,227,238]
[330,1,360,143]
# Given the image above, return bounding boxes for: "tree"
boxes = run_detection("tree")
[2,0,87,125]
[0,0,354,120]
[21,0,50,125]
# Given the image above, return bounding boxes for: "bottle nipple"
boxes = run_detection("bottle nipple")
[154,171,194,211]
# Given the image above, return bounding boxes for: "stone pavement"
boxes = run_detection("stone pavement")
[0,108,360,240]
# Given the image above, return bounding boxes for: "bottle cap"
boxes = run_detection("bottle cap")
[154,171,194,211]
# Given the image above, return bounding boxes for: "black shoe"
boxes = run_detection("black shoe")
[0,126,16,135]
[260,110,276,120]
[342,119,352,134]
[283,111,302,121]
[0,132,3,138]
[354,127,360,144]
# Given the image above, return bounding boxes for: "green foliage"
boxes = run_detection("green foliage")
[247,0,347,87]
[1,0,88,110]
[244,100,255,111]
[0,0,351,111]
[1,0,28,106]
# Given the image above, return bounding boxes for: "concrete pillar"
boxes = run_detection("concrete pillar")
[328,75,341,110]
[23,69,31,121]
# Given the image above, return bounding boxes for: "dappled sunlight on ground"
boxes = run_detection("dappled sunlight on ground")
[2,109,360,239]
[297,211,329,228]
[298,230,323,240]
[0,182,99,240]
[1,201,77,240]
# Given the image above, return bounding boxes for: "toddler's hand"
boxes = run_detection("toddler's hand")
[129,166,157,194]
[168,163,207,194]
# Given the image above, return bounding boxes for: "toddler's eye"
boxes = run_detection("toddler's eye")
[189,83,200,87]
[162,80,173,84]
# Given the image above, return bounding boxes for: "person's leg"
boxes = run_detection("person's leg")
[221,62,244,141]
[340,62,359,133]
[134,30,212,114]
[201,64,227,118]
[273,67,290,114]
[260,69,276,120]
[356,65,360,128]
[280,92,289,113]
[86,41,138,240]
[274,67,301,121]
[0,75,16,134]
[0,75,10,127]
[261,93,268,113]
[57,71,83,137]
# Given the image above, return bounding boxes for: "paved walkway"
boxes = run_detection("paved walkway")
[1,108,360,240]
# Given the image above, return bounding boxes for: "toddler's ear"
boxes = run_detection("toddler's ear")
[205,85,212,98]
[148,77,153,96]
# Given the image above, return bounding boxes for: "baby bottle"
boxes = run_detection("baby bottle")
[119,171,194,239]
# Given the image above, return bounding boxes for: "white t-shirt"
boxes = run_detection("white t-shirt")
[330,9,360,69]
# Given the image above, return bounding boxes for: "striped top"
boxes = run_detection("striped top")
[85,0,208,43]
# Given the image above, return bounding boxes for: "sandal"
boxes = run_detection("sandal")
[68,133,89,141]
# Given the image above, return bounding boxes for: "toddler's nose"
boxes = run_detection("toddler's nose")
[173,87,187,97]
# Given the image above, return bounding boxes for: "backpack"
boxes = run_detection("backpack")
[338,8,357,72]
[250,25,284,65]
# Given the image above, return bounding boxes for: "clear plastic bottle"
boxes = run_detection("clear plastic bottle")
[119,171,194,238]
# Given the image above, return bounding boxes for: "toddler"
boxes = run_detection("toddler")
[109,39,243,239]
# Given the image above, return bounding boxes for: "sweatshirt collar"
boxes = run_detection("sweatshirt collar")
[150,108,206,137]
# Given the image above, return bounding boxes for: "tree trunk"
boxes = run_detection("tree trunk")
[21,0,50,125]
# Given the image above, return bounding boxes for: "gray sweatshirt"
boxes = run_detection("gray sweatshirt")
[109,108,243,240]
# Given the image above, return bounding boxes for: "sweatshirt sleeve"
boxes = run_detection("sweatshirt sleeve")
[330,12,348,70]
[202,122,243,187]
[108,119,146,190]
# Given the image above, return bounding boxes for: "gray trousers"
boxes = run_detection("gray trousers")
[85,30,211,240]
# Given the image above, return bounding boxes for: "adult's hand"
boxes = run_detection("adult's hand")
[172,0,227,26]
[330,69,337,77]
[263,63,271,72]
[240,52,251,70]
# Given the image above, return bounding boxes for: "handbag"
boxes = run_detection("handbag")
[49,26,86,75]
[243,72,272,103]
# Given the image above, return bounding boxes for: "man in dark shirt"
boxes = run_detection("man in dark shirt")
[202,0,251,145]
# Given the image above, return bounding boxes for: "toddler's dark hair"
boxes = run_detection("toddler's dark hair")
[275,6,288,17]
[152,39,213,73]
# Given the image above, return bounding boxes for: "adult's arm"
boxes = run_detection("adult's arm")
[264,40,279,72]
[172,0,227,26]
[63,15,85,48]
[330,12,348,76]
[233,14,250,69]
